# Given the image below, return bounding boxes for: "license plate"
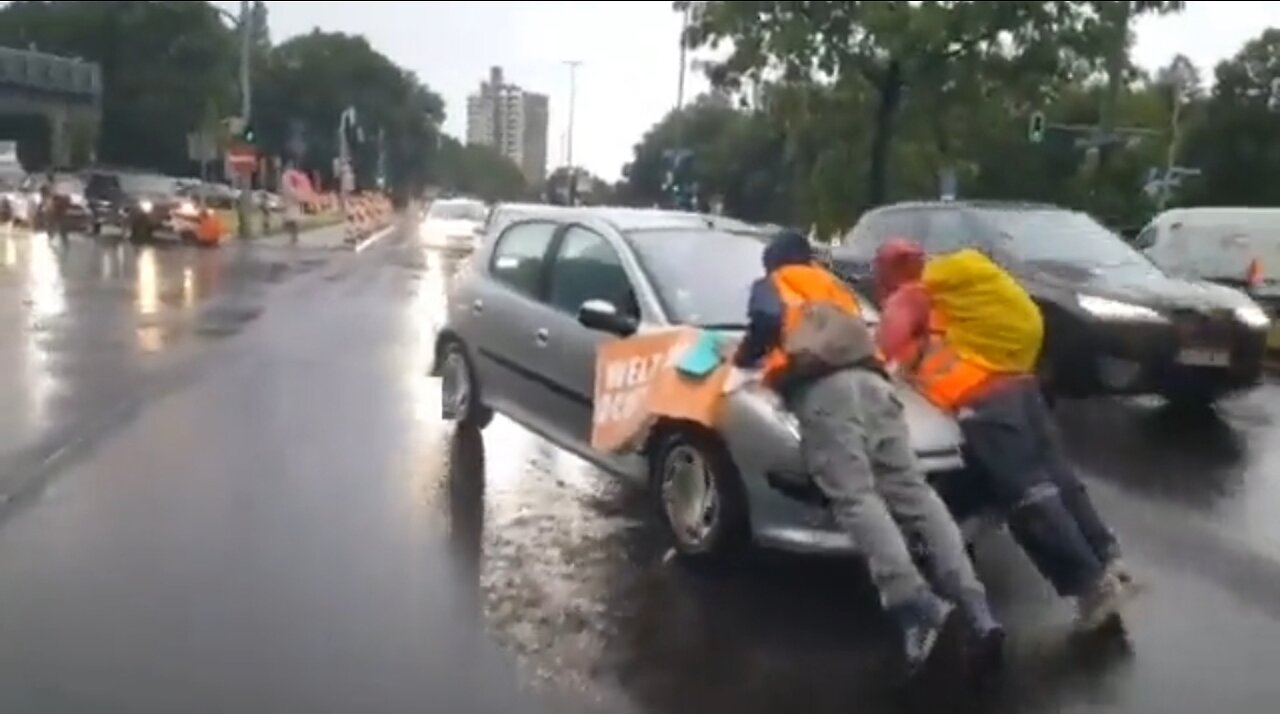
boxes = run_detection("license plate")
[1177,347,1230,367]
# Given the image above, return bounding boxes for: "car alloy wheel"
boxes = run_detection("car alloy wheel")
[661,444,721,551]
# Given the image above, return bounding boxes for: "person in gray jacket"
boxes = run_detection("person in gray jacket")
[733,231,1003,672]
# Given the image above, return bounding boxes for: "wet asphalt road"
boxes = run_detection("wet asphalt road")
[2,220,1280,713]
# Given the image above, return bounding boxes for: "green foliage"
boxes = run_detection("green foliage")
[0,1,446,196]
[0,0,237,173]
[653,1,1211,233]
[434,136,527,203]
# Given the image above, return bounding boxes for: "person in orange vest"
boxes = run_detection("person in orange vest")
[874,238,1137,631]
[732,231,1003,672]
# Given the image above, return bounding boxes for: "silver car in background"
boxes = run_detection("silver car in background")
[434,206,972,563]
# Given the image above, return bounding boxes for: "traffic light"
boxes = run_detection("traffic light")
[241,121,256,144]
[662,148,697,210]
[1029,111,1046,144]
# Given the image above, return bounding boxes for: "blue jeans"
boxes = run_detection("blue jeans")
[958,381,1116,597]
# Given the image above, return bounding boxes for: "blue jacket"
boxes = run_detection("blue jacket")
[733,231,814,368]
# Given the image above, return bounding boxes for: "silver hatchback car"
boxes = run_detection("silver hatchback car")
[435,205,976,563]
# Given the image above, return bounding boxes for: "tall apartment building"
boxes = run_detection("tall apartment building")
[465,66,548,184]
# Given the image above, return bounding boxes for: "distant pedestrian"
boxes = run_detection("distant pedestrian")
[281,164,307,244]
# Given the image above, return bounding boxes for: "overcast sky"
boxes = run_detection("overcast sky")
[227,1,1280,181]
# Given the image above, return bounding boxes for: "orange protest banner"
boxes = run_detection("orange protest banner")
[591,327,735,453]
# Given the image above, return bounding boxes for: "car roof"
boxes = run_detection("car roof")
[868,200,1064,214]
[488,203,769,235]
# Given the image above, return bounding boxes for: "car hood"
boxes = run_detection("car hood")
[1026,259,1253,311]
[728,376,962,458]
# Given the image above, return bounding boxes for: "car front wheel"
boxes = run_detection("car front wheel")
[651,430,750,566]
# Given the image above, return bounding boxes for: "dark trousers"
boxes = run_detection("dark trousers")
[958,380,1116,597]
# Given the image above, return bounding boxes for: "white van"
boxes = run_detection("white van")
[1138,207,1280,306]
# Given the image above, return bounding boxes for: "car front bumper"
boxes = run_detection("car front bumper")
[1049,311,1266,397]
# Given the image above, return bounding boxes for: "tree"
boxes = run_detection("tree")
[621,93,791,221]
[681,1,1128,208]
[434,137,527,202]
[1181,29,1280,206]
[0,0,238,173]
[253,31,444,194]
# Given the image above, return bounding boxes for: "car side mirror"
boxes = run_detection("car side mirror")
[577,299,637,337]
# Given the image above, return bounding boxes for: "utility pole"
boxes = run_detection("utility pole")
[564,60,581,206]
[677,6,689,112]
[1097,0,1131,171]
[236,0,253,239]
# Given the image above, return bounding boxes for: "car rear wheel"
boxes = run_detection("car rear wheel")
[439,340,494,430]
[651,430,750,566]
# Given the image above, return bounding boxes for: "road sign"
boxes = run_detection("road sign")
[187,132,218,163]
[223,116,246,136]
[226,144,257,176]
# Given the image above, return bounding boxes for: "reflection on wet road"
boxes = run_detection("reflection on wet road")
[2,222,1280,712]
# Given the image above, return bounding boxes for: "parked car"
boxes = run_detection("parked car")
[433,206,981,563]
[828,201,1269,405]
[1137,207,1280,313]
[85,170,191,242]
[422,197,489,251]
[1,171,30,224]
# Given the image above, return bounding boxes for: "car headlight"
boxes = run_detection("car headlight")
[138,199,154,213]
[178,200,197,215]
[1234,303,1271,329]
[1077,294,1165,322]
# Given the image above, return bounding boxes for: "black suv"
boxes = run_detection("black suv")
[85,170,187,242]
[827,201,1270,405]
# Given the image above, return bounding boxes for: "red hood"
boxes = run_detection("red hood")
[874,237,925,301]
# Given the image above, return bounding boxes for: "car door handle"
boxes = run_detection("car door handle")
[471,299,483,315]
[535,328,549,346]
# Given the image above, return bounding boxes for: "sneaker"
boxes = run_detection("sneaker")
[1105,558,1145,591]
[1076,572,1136,631]
[898,595,956,672]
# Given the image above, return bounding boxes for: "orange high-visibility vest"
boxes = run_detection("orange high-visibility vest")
[759,264,863,385]
[1246,258,1263,288]
[903,308,999,411]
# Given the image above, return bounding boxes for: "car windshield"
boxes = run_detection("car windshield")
[625,228,877,327]
[119,174,180,196]
[978,208,1152,268]
[430,201,486,222]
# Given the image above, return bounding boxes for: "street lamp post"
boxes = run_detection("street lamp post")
[564,60,581,206]
[236,0,253,239]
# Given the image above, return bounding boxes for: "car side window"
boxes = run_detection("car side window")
[489,221,557,298]
[922,209,974,255]
[547,226,638,318]
[842,210,922,261]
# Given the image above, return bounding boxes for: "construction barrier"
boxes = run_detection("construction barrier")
[343,192,394,246]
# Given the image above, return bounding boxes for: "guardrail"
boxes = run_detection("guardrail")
[0,46,101,100]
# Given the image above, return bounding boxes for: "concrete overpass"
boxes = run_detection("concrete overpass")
[0,46,102,167]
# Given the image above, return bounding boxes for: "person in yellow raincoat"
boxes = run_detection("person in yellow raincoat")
[875,238,1140,632]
